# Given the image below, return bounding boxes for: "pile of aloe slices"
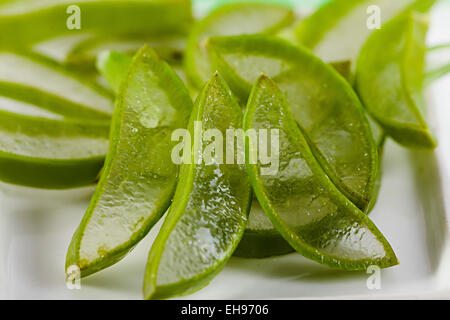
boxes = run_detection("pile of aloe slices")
[1,0,449,299]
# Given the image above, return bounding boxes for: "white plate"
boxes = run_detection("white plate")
[1,2,450,300]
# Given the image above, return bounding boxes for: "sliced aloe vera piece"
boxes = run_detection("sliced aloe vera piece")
[296,0,434,63]
[245,75,398,270]
[425,44,450,85]
[185,2,294,89]
[0,51,113,119]
[208,34,378,212]
[356,12,436,149]
[0,0,193,48]
[67,35,185,72]
[143,73,251,300]
[66,46,193,277]
[0,108,109,188]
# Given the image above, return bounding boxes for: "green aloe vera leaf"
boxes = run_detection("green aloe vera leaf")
[67,34,186,73]
[0,0,193,48]
[66,46,193,277]
[207,34,378,212]
[0,108,109,189]
[0,51,113,119]
[185,2,294,89]
[96,51,133,95]
[236,114,386,259]
[234,196,293,258]
[296,0,435,64]
[425,43,450,85]
[356,12,436,149]
[143,73,251,300]
[97,50,197,98]
[245,75,398,270]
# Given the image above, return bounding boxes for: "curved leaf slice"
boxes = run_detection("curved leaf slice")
[207,34,378,211]
[245,75,398,270]
[185,2,294,89]
[356,12,436,149]
[66,46,193,277]
[0,108,109,189]
[0,51,113,119]
[0,0,193,48]
[143,73,251,300]
[296,0,434,63]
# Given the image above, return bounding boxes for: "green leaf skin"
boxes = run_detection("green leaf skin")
[96,51,133,95]
[143,73,251,300]
[185,2,294,89]
[296,0,435,64]
[0,109,109,189]
[66,46,193,278]
[236,116,387,259]
[0,51,113,120]
[356,12,436,149]
[0,0,193,48]
[245,75,398,270]
[207,34,378,212]
[66,34,186,73]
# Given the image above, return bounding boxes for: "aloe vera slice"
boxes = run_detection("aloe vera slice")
[245,75,398,270]
[67,34,186,72]
[0,0,193,48]
[185,2,294,89]
[208,34,378,212]
[143,73,251,300]
[0,51,113,119]
[66,46,193,277]
[296,0,434,64]
[356,12,436,149]
[0,108,109,189]
[425,44,450,85]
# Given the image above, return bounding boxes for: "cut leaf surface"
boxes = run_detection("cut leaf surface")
[356,12,436,149]
[0,51,113,119]
[296,0,434,63]
[208,34,378,211]
[245,75,398,270]
[143,73,251,300]
[0,109,109,188]
[66,46,193,277]
[0,0,193,48]
[185,2,294,89]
